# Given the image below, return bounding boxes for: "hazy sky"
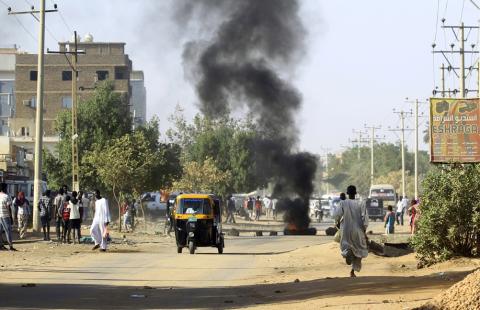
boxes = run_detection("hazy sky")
[0,0,478,155]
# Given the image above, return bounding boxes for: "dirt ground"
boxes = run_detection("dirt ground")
[1,220,479,309]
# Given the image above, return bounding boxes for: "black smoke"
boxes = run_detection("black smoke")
[174,0,317,230]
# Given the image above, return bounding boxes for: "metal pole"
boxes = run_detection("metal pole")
[460,23,465,98]
[414,99,419,199]
[478,60,480,97]
[32,0,46,232]
[370,127,374,187]
[400,112,406,198]
[72,31,79,192]
[441,64,446,98]
[325,154,329,195]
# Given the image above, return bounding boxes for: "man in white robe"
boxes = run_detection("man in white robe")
[332,185,369,277]
[90,190,111,251]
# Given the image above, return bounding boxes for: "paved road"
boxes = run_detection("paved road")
[0,234,331,309]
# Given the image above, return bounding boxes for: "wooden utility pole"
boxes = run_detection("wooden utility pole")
[390,110,413,198]
[7,1,57,232]
[48,31,85,192]
[364,125,382,188]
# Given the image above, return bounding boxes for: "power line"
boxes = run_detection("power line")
[13,15,37,42]
[460,0,466,23]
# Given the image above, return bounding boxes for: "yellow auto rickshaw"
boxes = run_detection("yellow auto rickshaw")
[174,193,224,254]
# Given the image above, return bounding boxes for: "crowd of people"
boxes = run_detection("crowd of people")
[0,183,113,252]
[224,195,278,224]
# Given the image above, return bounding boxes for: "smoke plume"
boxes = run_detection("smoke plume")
[174,0,317,230]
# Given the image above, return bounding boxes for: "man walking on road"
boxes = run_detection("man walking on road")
[0,183,15,251]
[90,190,111,252]
[332,185,369,277]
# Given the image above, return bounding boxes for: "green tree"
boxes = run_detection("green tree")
[412,164,480,265]
[45,81,132,190]
[83,130,162,230]
[167,106,260,194]
[172,157,232,195]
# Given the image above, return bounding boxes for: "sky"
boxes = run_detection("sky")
[0,0,478,155]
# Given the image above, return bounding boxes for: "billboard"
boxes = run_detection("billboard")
[430,98,480,163]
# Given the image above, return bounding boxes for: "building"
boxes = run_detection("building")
[130,70,147,127]
[0,46,16,137]
[13,34,132,150]
[0,35,145,181]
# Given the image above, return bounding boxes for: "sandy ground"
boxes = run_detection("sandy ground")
[1,220,479,309]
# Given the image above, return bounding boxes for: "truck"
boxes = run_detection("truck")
[367,184,397,221]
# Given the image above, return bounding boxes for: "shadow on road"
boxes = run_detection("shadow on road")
[0,271,469,309]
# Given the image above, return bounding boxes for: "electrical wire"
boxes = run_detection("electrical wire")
[460,0,466,23]
[434,0,440,42]
[13,15,37,42]
[0,0,9,8]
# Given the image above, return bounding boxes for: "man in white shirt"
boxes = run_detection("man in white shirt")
[396,196,408,226]
[90,190,111,252]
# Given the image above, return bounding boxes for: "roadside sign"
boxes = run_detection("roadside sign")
[430,98,480,163]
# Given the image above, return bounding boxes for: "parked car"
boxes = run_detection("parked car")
[141,192,167,211]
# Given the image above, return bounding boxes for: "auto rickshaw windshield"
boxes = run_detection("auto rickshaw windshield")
[176,198,212,214]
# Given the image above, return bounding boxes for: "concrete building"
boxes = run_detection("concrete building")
[130,70,147,126]
[13,35,132,149]
[0,36,145,181]
[0,46,16,137]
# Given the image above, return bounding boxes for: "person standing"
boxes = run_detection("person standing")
[263,196,271,218]
[53,188,66,241]
[38,190,52,241]
[408,199,419,235]
[384,205,395,234]
[226,195,236,224]
[332,185,369,278]
[14,192,30,239]
[79,191,90,224]
[395,197,404,226]
[69,192,81,244]
[61,196,71,243]
[90,189,111,252]
[254,196,262,221]
[0,183,15,251]
[123,200,132,232]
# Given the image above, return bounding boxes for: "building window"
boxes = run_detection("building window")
[115,67,127,80]
[30,71,37,81]
[96,70,109,81]
[62,71,72,81]
[23,96,36,108]
[21,127,29,136]
[62,96,72,108]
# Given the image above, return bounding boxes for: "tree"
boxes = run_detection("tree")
[412,164,480,265]
[83,130,162,231]
[45,81,132,190]
[167,106,260,194]
[172,157,232,196]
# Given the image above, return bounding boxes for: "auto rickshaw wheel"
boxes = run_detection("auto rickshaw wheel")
[177,246,182,253]
[188,241,195,254]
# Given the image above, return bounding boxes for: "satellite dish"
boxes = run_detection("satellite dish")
[84,33,93,42]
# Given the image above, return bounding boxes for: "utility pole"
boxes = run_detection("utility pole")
[432,21,479,98]
[8,1,58,232]
[48,32,85,192]
[390,110,413,199]
[320,148,331,195]
[364,125,382,188]
[350,129,368,160]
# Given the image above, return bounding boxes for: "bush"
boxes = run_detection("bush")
[411,164,480,266]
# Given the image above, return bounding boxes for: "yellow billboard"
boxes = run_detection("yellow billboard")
[430,98,480,163]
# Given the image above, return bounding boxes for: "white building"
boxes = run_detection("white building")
[130,70,146,126]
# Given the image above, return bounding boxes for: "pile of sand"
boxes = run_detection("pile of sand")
[418,269,480,310]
